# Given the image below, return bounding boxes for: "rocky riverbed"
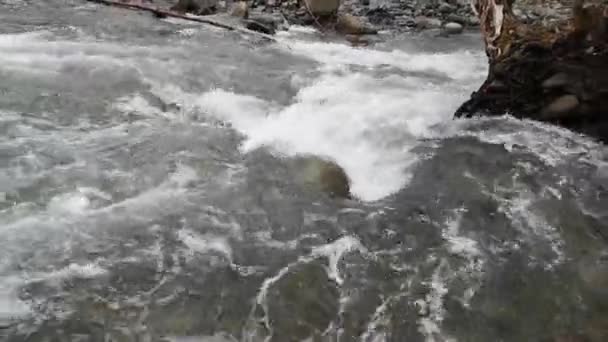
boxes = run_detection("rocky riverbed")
[153,0,584,46]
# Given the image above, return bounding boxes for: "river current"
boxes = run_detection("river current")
[1,1,607,341]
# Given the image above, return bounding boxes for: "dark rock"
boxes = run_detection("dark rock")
[171,0,218,15]
[542,73,569,89]
[366,7,396,26]
[455,35,608,143]
[395,15,415,27]
[244,19,275,34]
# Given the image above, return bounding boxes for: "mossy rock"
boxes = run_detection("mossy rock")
[289,155,351,199]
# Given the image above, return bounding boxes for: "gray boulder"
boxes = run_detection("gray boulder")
[414,16,442,30]
[438,2,456,13]
[444,21,464,34]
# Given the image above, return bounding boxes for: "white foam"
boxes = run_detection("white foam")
[311,235,367,285]
[177,229,233,261]
[0,31,178,77]
[0,276,31,322]
[277,38,486,80]
[48,192,91,215]
[41,262,107,281]
[417,259,454,342]
[447,116,602,167]
[442,213,481,260]
[494,192,565,269]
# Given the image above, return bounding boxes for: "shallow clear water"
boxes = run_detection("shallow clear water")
[1,1,607,341]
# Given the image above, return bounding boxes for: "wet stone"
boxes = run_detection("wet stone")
[444,22,464,34]
[542,72,570,89]
[542,94,580,118]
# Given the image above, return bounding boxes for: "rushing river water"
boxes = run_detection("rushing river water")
[1,1,608,341]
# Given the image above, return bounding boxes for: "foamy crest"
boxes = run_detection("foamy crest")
[311,235,367,285]
[48,192,91,215]
[40,262,107,282]
[0,30,179,76]
[448,116,602,167]
[196,69,476,200]
[278,38,486,80]
[191,34,486,201]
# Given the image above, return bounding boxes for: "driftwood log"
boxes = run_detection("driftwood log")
[456,0,608,142]
[86,0,277,41]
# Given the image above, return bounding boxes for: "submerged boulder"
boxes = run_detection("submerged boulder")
[289,155,351,199]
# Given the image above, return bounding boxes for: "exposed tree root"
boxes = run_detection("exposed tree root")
[457,0,608,142]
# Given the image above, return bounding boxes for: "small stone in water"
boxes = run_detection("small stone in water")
[444,22,464,34]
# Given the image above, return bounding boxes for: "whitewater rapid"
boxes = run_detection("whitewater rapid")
[1,9,606,341]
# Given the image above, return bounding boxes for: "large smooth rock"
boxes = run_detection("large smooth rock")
[171,0,218,15]
[303,0,340,16]
[444,21,464,34]
[290,156,351,199]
